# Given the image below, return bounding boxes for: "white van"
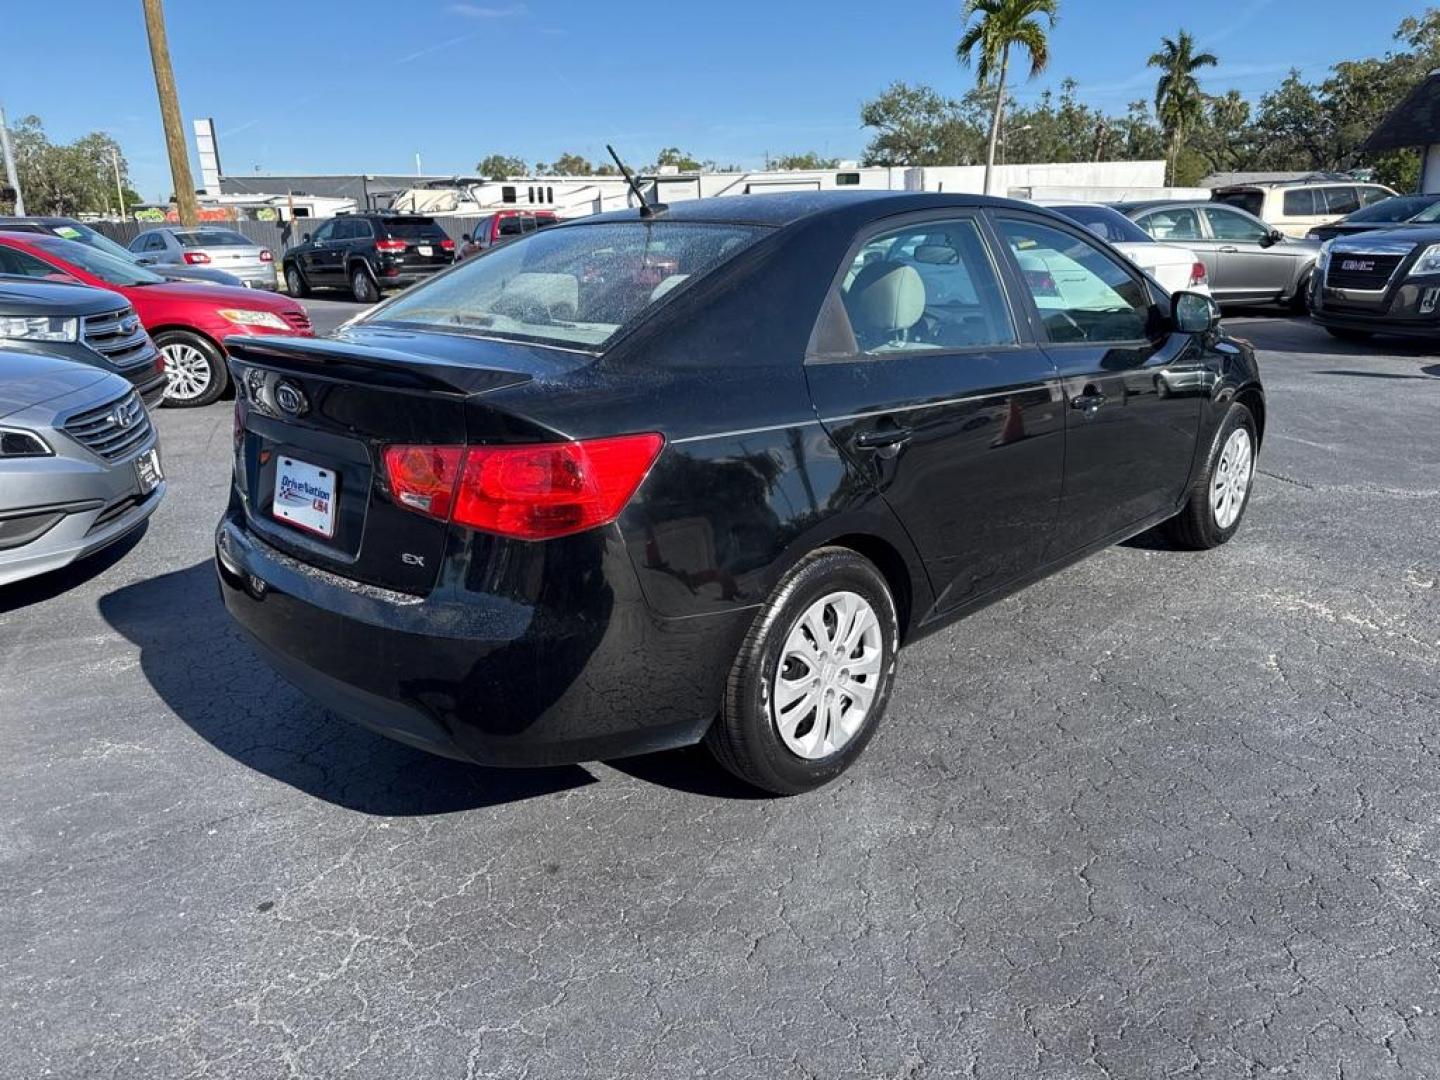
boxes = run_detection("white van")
[1212,180,1397,238]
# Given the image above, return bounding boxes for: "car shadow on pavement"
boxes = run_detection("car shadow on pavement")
[1318,368,1440,380]
[0,524,148,616]
[98,560,596,815]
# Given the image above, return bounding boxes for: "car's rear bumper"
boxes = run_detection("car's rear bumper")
[215,513,753,767]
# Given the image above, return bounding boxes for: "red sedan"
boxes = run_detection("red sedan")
[0,231,313,407]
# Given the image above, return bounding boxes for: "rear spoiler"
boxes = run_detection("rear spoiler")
[225,334,534,397]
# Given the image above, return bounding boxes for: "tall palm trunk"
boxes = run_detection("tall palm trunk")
[983,46,1011,197]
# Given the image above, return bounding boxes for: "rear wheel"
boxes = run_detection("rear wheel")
[706,548,900,795]
[284,263,309,298]
[1325,327,1374,343]
[350,264,380,304]
[155,330,228,408]
[1162,402,1257,550]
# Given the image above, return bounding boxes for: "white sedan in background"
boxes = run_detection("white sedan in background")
[1042,202,1211,297]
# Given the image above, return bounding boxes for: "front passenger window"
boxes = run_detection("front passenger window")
[998,218,1150,344]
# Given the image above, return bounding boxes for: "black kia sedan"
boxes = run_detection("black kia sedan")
[1310,225,1440,342]
[216,192,1265,794]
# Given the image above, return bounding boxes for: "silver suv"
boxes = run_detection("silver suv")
[0,352,164,586]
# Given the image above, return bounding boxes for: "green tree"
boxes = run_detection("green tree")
[650,147,703,171]
[9,116,134,216]
[550,152,594,176]
[1148,30,1218,185]
[956,0,1059,194]
[476,154,529,178]
[769,151,841,170]
[860,81,984,166]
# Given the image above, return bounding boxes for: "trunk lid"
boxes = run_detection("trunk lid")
[225,327,588,594]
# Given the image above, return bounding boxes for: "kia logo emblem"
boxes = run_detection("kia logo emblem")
[274,381,309,417]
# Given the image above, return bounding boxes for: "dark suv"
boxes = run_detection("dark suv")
[282,214,455,302]
[0,275,167,407]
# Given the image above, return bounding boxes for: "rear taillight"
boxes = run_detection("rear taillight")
[259,249,274,262]
[375,238,407,253]
[183,251,211,265]
[383,433,664,541]
[1189,261,1207,286]
[439,238,455,252]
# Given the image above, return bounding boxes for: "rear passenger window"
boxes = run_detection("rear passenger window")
[998,218,1151,344]
[1323,187,1360,215]
[1138,207,1201,241]
[1284,189,1317,216]
[830,217,1016,355]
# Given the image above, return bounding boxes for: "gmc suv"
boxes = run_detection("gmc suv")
[281,214,455,302]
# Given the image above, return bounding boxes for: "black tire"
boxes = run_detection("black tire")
[705,547,900,795]
[1290,271,1312,313]
[284,263,309,298]
[350,263,380,303]
[153,330,228,408]
[1161,402,1257,550]
[1325,327,1374,343]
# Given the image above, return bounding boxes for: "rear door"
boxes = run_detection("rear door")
[804,211,1065,613]
[992,211,1203,554]
[1200,205,1286,301]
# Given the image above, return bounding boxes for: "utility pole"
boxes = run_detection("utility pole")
[111,149,127,219]
[0,103,24,215]
[141,0,198,226]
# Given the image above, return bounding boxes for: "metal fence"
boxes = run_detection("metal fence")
[88,215,494,255]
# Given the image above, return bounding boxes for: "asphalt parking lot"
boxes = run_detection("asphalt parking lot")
[2,312,1438,1079]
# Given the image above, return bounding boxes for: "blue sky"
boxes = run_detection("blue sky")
[1,0,1426,199]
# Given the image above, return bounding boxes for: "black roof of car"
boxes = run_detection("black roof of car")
[576,190,1054,229]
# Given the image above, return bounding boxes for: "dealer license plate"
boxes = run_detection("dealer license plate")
[134,448,163,494]
[272,456,337,539]
[417,245,433,257]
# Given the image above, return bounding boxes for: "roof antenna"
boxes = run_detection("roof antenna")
[606,144,666,218]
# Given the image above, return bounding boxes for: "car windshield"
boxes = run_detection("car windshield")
[1048,205,1153,245]
[1343,196,1435,223]
[1215,190,1264,216]
[175,229,251,247]
[1405,200,1440,224]
[382,218,448,240]
[364,221,769,350]
[47,221,145,264]
[30,236,165,286]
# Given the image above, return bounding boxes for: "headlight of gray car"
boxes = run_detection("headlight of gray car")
[0,428,53,457]
[1408,243,1440,277]
[0,315,79,343]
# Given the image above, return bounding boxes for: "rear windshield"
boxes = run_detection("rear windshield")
[46,221,140,263]
[1048,205,1152,245]
[381,217,447,241]
[365,221,768,350]
[175,229,251,247]
[1215,190,1264,217]
[29,236,165,286]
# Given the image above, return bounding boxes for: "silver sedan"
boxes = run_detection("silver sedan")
[0,353,164,586]
[129,226,278,290]
[1114,200,1320,309]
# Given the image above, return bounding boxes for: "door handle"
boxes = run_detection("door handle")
[853,426,913,452]
[1218,245,1238,253]
[1069,390,1107,412]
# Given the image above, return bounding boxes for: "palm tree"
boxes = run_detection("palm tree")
[957,0,1059,196]
[1148,30,1218,185]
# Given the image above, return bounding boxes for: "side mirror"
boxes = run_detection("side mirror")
[1172,290,1220,335]
[461,233,472,243]
[301,232,311,243]
[1259,228,1283,248]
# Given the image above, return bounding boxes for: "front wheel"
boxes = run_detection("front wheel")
[350,265,380,304]
[154,330,228,408]
[706,548,900,795]
[1162,402,1257,550]
[1290,271,1313,313]
[284,263,309,298]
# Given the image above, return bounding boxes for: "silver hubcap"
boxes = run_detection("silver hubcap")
[1211,426,1253,530]
[161,342,212,400]
[771,591,883,760]
[354,272,372,300]
[287,268,301,291]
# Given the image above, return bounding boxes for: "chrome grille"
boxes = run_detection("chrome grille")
[63,391,153,462]
[82,307,155,369]
[1324,242,1413,293]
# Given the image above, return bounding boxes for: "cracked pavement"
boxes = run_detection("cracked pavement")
[1,311,1438,1078]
